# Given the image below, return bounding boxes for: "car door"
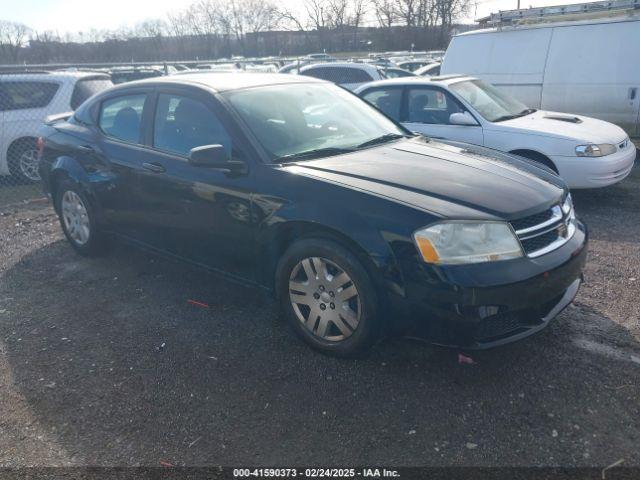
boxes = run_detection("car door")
[402,86,484,145]
[124,88,258,279]
[93,90,155,234]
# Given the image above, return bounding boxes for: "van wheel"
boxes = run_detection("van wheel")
[8,138,41,183]
[55,179,107,256]
[276,238,381,357]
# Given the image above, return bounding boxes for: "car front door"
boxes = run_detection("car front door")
[0,83,5,175]
[402,86,484,146]
[125,88,258,280]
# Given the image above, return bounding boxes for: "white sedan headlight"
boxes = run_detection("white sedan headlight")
[413,221,523,265]
[575,144,616,157]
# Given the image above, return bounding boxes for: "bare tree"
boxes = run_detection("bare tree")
[0,20,30,63]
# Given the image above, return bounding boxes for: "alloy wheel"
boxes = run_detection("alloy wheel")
[288,256,361,342]
[19,149,41,182]
[61,191,91,245]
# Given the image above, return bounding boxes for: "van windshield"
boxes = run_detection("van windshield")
[449,79,533,122]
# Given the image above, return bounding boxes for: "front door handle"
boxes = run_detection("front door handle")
[142,162,166,173]
[629,87,637,101]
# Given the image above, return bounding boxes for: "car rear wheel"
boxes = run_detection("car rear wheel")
[8,139,41,183]
[55,179,106,256]
[276,238,380,357]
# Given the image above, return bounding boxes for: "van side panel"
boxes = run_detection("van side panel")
[443,29,552,107]
[542,20,640,137]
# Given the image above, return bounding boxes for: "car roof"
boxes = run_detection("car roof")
[108,72,325,93]
[0,70,110,81]
[353,75,475,92]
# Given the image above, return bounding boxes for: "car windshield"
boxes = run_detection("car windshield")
[449,79,533,122]
[223,83,407,162]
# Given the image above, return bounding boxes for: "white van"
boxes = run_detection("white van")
[442,11,640,138]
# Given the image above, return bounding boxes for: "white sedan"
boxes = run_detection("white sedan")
[355,76,636,188]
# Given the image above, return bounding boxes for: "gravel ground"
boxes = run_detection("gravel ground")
[0,166,639,469]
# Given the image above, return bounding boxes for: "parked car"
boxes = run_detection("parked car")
[38,73,586,356]
[1,71,112,182]
[356,76,635,188]
[415,62,441,77]
[109,67,165,84]
[397,60,435,72]
[441,13,640,138]
[305,53,336,62]
[381,67,416,79]
[299,62,387,91]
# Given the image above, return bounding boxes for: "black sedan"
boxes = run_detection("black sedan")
[37,73,587,356]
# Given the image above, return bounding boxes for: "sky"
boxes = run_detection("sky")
[0,0,584,33]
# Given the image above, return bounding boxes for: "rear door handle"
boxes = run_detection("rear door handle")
[629,87,637,100]
[142,162,166,173]
[77,144,95,153]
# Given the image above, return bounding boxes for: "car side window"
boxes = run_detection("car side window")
[153,94,232,157]
[99,94,146,144]
[407,88,465,125]
[361,88,402,122]
[0,81,59,111]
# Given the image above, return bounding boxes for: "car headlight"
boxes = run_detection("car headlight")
[562,194,575,219]
[575,144,616,157]
[413,221,523,265]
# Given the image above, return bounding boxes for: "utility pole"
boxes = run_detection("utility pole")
[517,0,521,8]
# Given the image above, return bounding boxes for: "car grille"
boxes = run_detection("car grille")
[510,201,575,257]
[475,312,524,341]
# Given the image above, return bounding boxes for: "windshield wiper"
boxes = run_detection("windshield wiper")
[493,108,537,122]
[276,147,355,163]
[356,133,407,149]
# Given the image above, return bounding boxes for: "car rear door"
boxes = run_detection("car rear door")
[402,85,484,145]
[93,89,155,234]
[0,82,6,174]
[123,87,258,279]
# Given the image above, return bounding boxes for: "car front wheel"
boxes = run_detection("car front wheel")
[276,238,381,357]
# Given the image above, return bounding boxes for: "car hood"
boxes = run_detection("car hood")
[496,110,628,144]
[282,138,566,220]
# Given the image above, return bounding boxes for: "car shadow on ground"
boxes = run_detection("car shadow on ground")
[1,238,639,467]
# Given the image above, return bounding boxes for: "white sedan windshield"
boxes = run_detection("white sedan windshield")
[449,79,532,122]
[224,83,406,161]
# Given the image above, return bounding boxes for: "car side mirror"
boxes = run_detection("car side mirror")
[188,144,247,174]
[449,112,478,126]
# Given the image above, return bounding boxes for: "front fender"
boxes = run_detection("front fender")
[254,196,410,296]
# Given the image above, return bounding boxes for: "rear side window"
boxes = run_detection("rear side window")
[153,94,232,157]
[0,81,59,111]
[98,94,146,144]
[361,88,403,122]
[302,67,373,84]
[71,77,113,110]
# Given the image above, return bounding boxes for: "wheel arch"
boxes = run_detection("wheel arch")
[48,157,96,214]
[257,220,393,294]
[509,148,558,173]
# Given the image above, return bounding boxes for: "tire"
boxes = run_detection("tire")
[275,238,381,357]
[8,138,41,183]
[54,179,106,256]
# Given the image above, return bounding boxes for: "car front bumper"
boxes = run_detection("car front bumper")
[390,220,588,349]
[551,146,636,189]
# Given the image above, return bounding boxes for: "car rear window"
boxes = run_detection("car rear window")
[0,81,59,111]
[70,77,113,110]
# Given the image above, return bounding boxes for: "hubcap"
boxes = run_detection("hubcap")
[19,149,41,181]
[61,191,90,245]
[288,257,361,342]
